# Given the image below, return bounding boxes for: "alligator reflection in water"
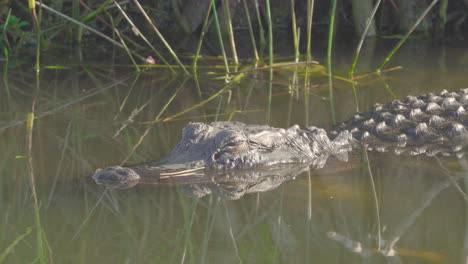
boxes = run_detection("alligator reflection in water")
[142,163,313,200]
[91,89,468,198]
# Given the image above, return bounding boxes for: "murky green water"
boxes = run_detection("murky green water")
[1,39,468,263]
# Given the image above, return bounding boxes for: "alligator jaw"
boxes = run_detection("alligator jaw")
[91,163,208,188]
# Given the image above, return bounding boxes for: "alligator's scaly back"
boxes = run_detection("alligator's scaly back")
[91,89,468,191]
[332,89,468,156]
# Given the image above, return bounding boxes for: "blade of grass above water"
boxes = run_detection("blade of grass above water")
[327,0,337,125]
[79,0,113,23]
[265,0,273,66]
[35,1,146,62]
[162,82,235,122]
[119,77,186,165]
[348,0,382,111]
[377,0,439,71]
[3,9,12,98]
[113,1,175,73]
[211,0,230,75]
[222,0,239,65]
[290,0,300,61]
[194,1,213,70]
[349,0,382,78]
[306,0,315,61]
[132,0,190,75]
[242,0,259,61]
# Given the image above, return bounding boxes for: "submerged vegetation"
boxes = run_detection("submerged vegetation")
[1,0,468,263]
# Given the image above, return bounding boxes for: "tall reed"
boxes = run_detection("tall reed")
[222,0,238,65]
[377,0,439,71]
[306,0,315,61]
[327,0,337,124]
[290,0,300,61]
[211,0,230,74]
[132,0,190,74]
[265,0,273,66]
[242,0,259,61]
[114,1,175,73]
[193,1,213,69]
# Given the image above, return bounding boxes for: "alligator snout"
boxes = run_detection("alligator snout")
[91,166,140,188]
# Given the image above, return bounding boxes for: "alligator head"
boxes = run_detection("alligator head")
[91,121,352,188]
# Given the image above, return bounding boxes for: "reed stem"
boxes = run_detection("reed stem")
[265,0,273,66]
[211,0,230,74]
[290,0,300,61]
[327,0,337,124]
[242,0,259,61]
[193,1,213,69]
[132,0,190,74]
[306,0,315,61]
[222,0,238,65]
[377,0,439,71]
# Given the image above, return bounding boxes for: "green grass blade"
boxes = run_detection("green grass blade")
[242,0,259,61]
[290,0,300,61]
[306,0,315,61]
[193,1,213,69]
[327,0,337,125]
[132,0,190,75]
[35,1,146,61]
[0,227,33,263]
[265,0,273,66]
[211,0,230,74]
[80,0,113,23]
[222,0,238,65]
[114,1,175,73]
[349,0,382,78]
[377,0,439,71]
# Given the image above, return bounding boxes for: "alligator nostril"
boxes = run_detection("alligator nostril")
[213,152,222,161]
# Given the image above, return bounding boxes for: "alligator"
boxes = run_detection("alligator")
[91,89,468,196]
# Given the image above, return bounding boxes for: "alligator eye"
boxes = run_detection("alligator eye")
[222,141,248,152]
[224,141,243,147]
